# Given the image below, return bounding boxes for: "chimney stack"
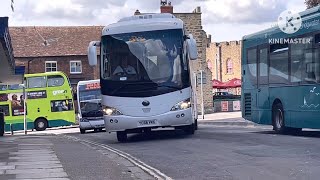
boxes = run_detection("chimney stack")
[160,0,173,14]
[134,9,141,15]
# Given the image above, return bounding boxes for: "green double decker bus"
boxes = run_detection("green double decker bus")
[241,6,320,133]
[0,71,76,132]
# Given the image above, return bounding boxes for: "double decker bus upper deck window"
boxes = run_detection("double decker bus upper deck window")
[48,75,65,87]
[0,85,7,91]
[27,76,47,89]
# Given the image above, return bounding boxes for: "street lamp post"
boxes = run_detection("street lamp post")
[27,59,35,74]
[200,70,204,120]
[195,70,205,120]
[20,84,27,135]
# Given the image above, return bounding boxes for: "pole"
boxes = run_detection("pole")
[200,70,204,119]
[27,59,35,74]
[23,85,27,135]
[216,47,219,80]
[0,112,4,136]
[193,72,197,118]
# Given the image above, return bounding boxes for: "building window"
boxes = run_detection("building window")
[226,59,233,74]
[45,61,57,72]
[70,61,82,74]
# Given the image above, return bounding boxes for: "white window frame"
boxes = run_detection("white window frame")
[70,60,82,74]
[45,61,57,72]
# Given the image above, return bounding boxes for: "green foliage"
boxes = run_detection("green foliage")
[305,0,320,9]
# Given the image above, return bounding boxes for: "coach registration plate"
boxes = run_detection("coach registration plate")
[138,120,156,126]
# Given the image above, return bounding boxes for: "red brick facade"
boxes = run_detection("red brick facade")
[14,56,98,87]
[10,26,103,88]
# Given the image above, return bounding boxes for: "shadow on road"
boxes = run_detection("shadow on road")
[251,130,320,138]
[123,130,192,143]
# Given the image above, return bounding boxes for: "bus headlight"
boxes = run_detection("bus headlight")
[170,98,191,111]
[102,106,123,116]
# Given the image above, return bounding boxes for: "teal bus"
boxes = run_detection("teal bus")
[241,6,320,133]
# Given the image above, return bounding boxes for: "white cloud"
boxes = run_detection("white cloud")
[0,0,308,42]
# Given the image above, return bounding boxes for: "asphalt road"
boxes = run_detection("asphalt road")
[68,124,320,180]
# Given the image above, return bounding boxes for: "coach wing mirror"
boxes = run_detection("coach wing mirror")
[186,34,198,60]
[88,41,100,66]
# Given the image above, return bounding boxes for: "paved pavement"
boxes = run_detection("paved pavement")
[0,134,154,180]
[198,111,256,126]
[199,111,242,121]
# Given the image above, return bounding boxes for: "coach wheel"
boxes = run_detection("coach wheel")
[184,124,195,135]
[272,103,289,134]
[143,128,152,134]
[194,119,198,130]
[80,129,86,134]
[35,118,48,131]
[117,131,127,142]
[272,103,302,135]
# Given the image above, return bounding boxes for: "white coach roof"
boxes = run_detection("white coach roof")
[102,13,184,35]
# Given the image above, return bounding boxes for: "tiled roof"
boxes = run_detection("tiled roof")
[9,26,103,57]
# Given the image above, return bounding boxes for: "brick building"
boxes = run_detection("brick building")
[10,26,103,89]
[157,2,214,113]
[206,41,242,94]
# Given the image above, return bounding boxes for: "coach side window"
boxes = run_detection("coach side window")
[259,48,268,85]
[269,43,289,84]
[315,34,320,82]
[247,48,257,86]
[316,34,320,45]
[290,37,313,83]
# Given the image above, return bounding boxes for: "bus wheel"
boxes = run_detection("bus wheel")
[272,103,287,134]
[194,119,198,130]
[143,128,152,134]
[117,131,127,142]
[288,127,302,135]
[184,124,195,135]
[35,118,48,131]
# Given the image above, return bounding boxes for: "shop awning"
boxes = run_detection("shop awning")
[212,78,241,89]
[212,79,223,88]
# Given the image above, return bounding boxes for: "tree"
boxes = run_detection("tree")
[305,0,320,8]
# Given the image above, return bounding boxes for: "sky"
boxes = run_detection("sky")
[0,0,307,42]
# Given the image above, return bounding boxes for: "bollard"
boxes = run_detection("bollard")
[0,112,4,137]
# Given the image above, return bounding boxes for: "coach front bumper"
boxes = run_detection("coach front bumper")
[104,109,193,132]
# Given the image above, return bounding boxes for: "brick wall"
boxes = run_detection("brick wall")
[174,8,214,114]
[206,41,242,82]
[15,55,97,87]
[206,41,242,95]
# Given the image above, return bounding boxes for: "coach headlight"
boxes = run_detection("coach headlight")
[102,106,123,116]
[171,98,191,111]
